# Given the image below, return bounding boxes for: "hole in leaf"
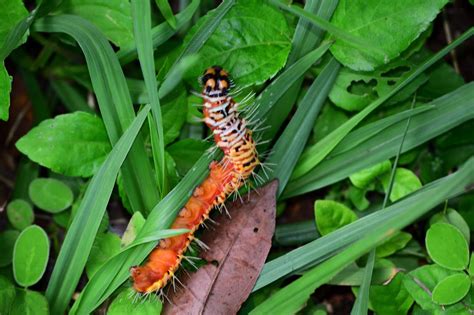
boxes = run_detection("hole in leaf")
[347,79,377,96]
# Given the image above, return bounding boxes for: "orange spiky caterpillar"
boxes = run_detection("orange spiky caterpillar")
[131,66,259,293]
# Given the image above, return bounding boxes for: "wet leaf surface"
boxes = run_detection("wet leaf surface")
[163,180,278,315]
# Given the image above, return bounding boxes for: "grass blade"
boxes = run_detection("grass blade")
[45,105,151,314]
[155,0,177,29]
[291,27,474,179]
[251,157,474,311]
[50,80,94,113]
[261,57,340,196]
[34,15,160,214]
[253,42,332,123]
[131,0,166,196]
[284,83,474,198]
[269,0,386,57]
[117,0,200,65]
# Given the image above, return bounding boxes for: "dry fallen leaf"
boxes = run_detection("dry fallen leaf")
[163,180,278,315]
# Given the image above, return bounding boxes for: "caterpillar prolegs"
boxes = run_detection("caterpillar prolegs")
[131,66,260,293]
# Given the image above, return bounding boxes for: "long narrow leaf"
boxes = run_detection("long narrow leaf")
[291,27,474,179]
[262,57,340,196]
[132,0,166,196]
[34,15,160,213]
[45,105,151,314]
[284,82,474,198]
[252,157,474,310]
[117,0,200,64]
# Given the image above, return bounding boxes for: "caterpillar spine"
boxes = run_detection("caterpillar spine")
[130,66,259,294]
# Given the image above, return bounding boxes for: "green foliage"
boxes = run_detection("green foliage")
[6,199,34,231]
[329,0,449,71]
[0,231,19,267]
[29,178,74,213]
[431,273,471,305]
[381,167,422,202]
[10,290,49,315]
[368,273,414,315]
[16,112,111,177]
[185,0,291,88]
[108,288,162,314]
[314,200,357,236]
[0,62,12,121]
[86,233,121,278]
[426,223,469,271]
[1,0,474,313]
[57,0,133,47]
[13,225,50,287]
[0,276,16,314]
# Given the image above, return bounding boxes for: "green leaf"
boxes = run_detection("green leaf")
[347,186,370,211]
[252,157,474,295]
[184,0,291,88]
[6,199,34,231]
[376,231,412,258]
[312,103,349,143]
[329,0,449,71]
[290,24,474,183]
[155,0,176,29]
[0,0,29,61]
[121,212,146,248]
[329,60,428,112]
[0,63,12,121]
[469,254,474,276]
[432,273,471,305]
[381,168,422,202]
[263,57,340,196]
[10,290,49,315]
[430,208,470,244]
[426,223,469,271]
[58,0,133,47]
[315,200,358,236]
[16,112,111,177]
[369,273,414,315]
[108,287,162,314]
[0,230,20,267]
[285,83,474,198]
[167,139,210,176]
[162,90,187,145]
[349,160,391,189]
[404,264,457,311]
[34,15,159,214]
[86,233,121,278]
[29,178,74,213]
[132,0,166,197]
[44,106,151,314]
[0,276,16,314]
[13,225,50,287]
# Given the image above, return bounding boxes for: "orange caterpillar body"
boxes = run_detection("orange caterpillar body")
[131,66,259,293]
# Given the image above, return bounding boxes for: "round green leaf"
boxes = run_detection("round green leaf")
[432,273,471,305]
[121,212,145,248]
[381,168,422,202]
[0,230,20,267]
[7,199,34,230]
[108,287,162,314]
[184,0,291,89]
[314,200,358,236]
[13,225,50,287]
[349,160,391,189]
[0,276,16,314]
[329,0,449,71]
[29,178,74,213]
[426,223,469,271]
[15,112,111,177]
[10,289,49,315]
[369,273,414,315]
[376,231,412,258]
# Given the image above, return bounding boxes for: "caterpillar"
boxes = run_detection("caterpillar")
[131,66,260,294]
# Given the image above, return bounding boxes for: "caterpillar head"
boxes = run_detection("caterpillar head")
[201,65,232,97]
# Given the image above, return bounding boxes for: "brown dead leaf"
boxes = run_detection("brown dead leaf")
[163,180,278,315]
